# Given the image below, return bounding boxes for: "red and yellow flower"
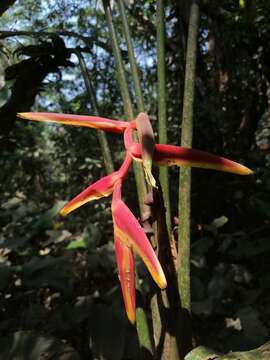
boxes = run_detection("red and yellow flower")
[18,111,253,323]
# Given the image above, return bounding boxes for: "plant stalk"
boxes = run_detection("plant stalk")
[157,0,172,235]
[102,1,152,355]
[75,49,114,174]
[178,0,200,314]
[102,0,147,212]
[117,0,145,113]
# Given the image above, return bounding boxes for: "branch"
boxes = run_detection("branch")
[0,30,111,53]
[0,0,17,17]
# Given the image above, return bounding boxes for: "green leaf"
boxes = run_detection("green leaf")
[66,224,101,250]
[66,238,87,249]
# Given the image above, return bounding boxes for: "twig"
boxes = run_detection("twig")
[0,30,111,53]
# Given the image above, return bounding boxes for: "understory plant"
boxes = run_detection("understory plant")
[18,111,252,328]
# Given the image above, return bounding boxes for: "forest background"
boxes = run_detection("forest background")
[0,0,270,359]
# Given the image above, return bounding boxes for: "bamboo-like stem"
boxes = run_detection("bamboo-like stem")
[117,0,145,113]
[115,3,178,356]
[157,0,172,235]
[74,49,114,174]
[102,1,152,354]
[102,0,147,213]
[102,0,133,119]
[115,4,165,355]
[178,0,200,313]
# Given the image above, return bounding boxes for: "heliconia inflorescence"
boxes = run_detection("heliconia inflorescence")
[17,111,253,323]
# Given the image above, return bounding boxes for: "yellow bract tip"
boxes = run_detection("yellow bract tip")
[17,113,28,119]
[127,311,136,325]
[59,208,69,217]
[239,166,254,176]
[143,160,157,188]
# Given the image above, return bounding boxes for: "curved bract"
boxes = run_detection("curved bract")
[112,181,167,290]
[129,143,253,176]
[60,153,132,216]
[18,112,135,133]
[60,172,119,216]
[114,237,135,324]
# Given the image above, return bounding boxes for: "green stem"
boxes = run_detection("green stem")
[156,3,181,358]
[102,1,152,355]
[178,0,200,313]
[74,49,114,174]
[117,0,145,113]
[102,0,146,213]
[157,0,172,235]
[102,0,133,120]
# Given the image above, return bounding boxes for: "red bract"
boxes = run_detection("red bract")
[114,236,135,324]
[60,153,132,216]
[112,180,166,323]
[124,125,253,176]
[18,111,253,323]
[112,180,167,288]
[18,112,136,133]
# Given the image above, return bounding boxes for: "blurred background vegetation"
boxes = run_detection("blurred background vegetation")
[0,0,270,359]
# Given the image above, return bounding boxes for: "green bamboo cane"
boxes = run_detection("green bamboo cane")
[74,49,114,174]
[178,0,200,313]
[116,2,178,355]
[157,0,172,235]
[115,4,156,351]
[102,0,147,213]
[156,2,182,359]
[116,0,145,113]
[102,0,153,354]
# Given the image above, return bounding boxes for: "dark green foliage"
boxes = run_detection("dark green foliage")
[0,36,73,133]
